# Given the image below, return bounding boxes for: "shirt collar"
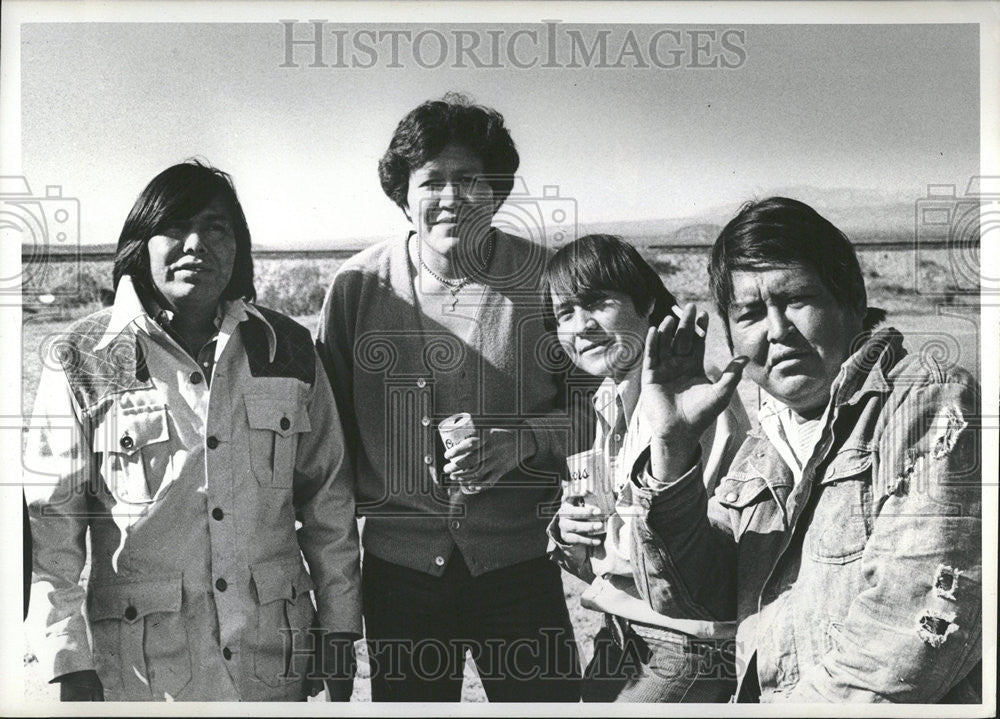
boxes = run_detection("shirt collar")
[833,327,899,406]
[615,366,642,425]
[93,275,277,361]
[592,364,642,426]
[757,327,900,421]
[93,276,148,351]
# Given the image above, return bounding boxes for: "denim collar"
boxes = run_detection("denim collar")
[832,327,902,408]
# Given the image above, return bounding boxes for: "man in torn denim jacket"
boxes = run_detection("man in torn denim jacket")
[627,197,981,703]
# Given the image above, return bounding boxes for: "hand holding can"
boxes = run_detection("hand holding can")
[564,449,615,537]
[438,413,482,495]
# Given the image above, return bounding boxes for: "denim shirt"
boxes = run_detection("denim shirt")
[628,328,982,703]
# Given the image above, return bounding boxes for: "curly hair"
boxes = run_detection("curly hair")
[378,92,520,211]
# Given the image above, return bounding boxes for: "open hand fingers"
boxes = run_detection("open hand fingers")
[671,303,700,355]
[645,315,678,370]
[696,309,710,336]
[643,325,659,372]
[705,355,751,414]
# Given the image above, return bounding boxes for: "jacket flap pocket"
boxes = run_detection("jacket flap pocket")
[88,574,183,622]
[92,405,169,456]
[821,447,874,484]
[715,475,770,510]
[252,557,315,605]
[244,395,311,438]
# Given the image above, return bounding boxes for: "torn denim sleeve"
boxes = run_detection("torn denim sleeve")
[786,378,982,703]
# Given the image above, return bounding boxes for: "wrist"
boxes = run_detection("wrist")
[649,442,699,484]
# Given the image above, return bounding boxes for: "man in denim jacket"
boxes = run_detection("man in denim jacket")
[629,197,981,702]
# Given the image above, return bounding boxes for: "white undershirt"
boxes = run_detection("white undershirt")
[760,397,834,485]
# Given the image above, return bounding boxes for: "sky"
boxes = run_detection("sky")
[11,14,983,249]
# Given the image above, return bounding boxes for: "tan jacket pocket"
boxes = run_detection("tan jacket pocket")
[87,574,191,700]
[92,405,171,505]
[251,557,317,687]
[244,396,311,488]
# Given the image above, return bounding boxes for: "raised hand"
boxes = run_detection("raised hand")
[641,304,748,480]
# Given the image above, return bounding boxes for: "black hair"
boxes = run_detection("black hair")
[378,92,520,212]
[113,160,255,302]
[710,197,884,342]
[544,234,677,325]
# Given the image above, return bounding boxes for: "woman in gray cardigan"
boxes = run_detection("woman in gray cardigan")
[316,93,581,702]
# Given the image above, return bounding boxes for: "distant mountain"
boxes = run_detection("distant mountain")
[24,242,118,256]
[22,239,375,256]
[575,185,922,247]
[23,185,928,254]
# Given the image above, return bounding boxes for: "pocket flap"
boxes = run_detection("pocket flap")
[92,405,169,456]
[715,475,771,510]
[251,557,316,605]
[244,396,311,438]
[821,447,874,483]
[87,574,183,622]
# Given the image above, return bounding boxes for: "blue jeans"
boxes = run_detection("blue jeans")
[582,614,736,702]
[362,552,581,702]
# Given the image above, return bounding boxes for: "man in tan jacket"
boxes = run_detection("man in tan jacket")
[25,162,361,701]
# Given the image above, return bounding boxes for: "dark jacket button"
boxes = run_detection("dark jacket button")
[212,507,224,521]
[124,606,138,621]
[120,434,134,450]
[215,578,227,592]
[189,372,202,384]
[279,417,290,431]
[207,436,219,449]
[223,647,232,660]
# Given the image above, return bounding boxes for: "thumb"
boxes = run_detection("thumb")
[707,356,749,412]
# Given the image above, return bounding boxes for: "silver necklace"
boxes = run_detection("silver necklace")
[416,232,496,310]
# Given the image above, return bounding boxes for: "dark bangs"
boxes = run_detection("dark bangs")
[544,234,676,324]
[113,161,255,302]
